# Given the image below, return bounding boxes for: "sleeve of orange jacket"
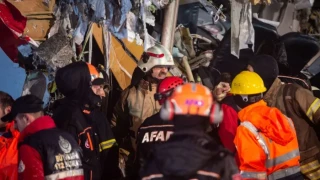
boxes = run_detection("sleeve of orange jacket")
[18,145,44,180]
[234,125,267,179]
[294,87,320,124]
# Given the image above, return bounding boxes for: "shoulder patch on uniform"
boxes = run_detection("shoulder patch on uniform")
[58,136,72,153]
[18,160,25,173]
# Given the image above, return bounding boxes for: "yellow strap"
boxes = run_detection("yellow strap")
[301,160,320,174]
[48,82,57,93]
[119,148,130,156]
[306,98,320,121]
[99,139,116,152]
[307,169,320,180]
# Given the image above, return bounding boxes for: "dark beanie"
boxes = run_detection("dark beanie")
[248,55,279,89]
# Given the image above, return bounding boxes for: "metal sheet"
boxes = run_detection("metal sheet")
[301,51,320,79]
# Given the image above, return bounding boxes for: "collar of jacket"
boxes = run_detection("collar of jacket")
[263,78,282,106]
[19,116,56,142]
[138,79,157,94]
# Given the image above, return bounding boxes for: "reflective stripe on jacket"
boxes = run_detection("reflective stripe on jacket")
[234,100,300,180]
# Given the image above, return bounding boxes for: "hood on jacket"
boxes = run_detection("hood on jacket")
[238,100,294,146]
[55,62,101,108]
[152,131,228,178]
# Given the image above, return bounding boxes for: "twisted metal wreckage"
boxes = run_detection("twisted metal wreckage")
[0,0,319,110]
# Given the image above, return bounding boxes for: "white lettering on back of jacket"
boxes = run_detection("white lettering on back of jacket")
[141,131,173,143]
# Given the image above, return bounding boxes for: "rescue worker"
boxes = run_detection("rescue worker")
[111,44,175,178]
[53,62,117,180]
[141,83,240,180]
[0,91,19,180]
[1,95,84,179]
[231,71,303,179]
[248,55,320,179]
[136,76,184,172]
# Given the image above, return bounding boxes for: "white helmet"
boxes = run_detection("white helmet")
[138,44,175,73]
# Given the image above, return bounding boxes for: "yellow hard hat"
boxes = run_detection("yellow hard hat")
[230,71,267,95]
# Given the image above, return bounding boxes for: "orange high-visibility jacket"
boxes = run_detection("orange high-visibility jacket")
[234,100,300,180]
[0,122,19,180]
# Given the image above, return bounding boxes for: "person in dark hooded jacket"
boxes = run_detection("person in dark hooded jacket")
[52,62,117,180]
[140,83,240,180]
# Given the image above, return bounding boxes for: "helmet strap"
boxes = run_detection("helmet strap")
[234,93,263,108]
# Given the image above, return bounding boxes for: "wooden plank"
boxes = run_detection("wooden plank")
[7,0,55,16]
[24,19,53,40]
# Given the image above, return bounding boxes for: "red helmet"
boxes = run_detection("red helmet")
[154,76,185,105]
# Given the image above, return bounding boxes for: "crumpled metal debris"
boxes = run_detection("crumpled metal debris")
[50,0,107,44]
[90,0,106,22]
[141,0,155,26]
[189,50,214,70]
[51,0,156,47]
[295,0,314,10]
[22,70,47,102]
[152,0,170,9]
[72,2,90,45]
[18,44,33,58]
[48,4,73,38]
[105,0,133,39]
[174,26,196,58]
[144,33,157,49]
[126,11,144,45]
[33,33,73,79]
[73,18,89,45]
[231,0,255,58]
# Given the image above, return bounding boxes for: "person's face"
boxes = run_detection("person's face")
[91,85,106,97]
[0,105,11,128]
[151,66,170,80]
[14,114,30,132]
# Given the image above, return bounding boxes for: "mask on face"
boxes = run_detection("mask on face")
[233,94,263,108]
